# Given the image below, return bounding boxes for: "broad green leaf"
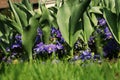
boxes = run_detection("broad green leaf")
[0,13,22,33]
[102,0,115,12]
[115,0,120,41]
[22,17,39,60]
[91,0,101,6]
[8,0,22,29]
[109,0,115,12]
[13,4,28,27]
[0,14,7,34]
[57,0,91,47]
[83,12,94,44]
[57,1,71,44]
[115,0,120,15]
[89,7,102,14]
[15,3,33,20]
[90,13,98,26]
[56,0,61,8]
[39,5,54,25]
[103,8,119,44]
[73,22,83,45]
[22,0,33,11]
[42,25,51,44]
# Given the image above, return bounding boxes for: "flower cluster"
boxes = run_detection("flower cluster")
[34,42,63,54]
[88,18,120,60]
[33,27,66,59]
[98,18,113,40]
[1,34,23,63]
[103,39,120,59]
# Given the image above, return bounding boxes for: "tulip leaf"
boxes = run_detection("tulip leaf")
[8,0,22,29]
[22,0,33,11]
[83,12,94,44]
[42,25,51,44]
[57,0,91,48]
[22,17,39,60]
[103,8,119,44]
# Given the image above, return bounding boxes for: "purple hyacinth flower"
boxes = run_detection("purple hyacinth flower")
[6,47,10,52]
[80,50,92,60]
[71,55,80,61]
[88,36,95,45]
[11,43,21,49]
[59,37,65,43]
[44,44,57,54]
[104,27,112,39]
[56,30,62,38]
[51,27,57,34]
[37,27,43,36]
[15,34,22,43]
[103,39,120,58]
[10,43,22,53]
[96,28,102,33]
[56,42,64,50]
[98,18,106,26]
[15,34,21,40]
[34,42,45,53]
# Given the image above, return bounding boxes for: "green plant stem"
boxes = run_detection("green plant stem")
[29,51,33,63]
[0,45,8,56]
[95,33,103,58]
[70,48,73,57]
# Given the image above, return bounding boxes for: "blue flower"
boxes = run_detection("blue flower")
[34,42,45,53]
[103,39,120,59]
[51,27,57,34]
[37,27,43,36]
[56,42,64,50]
[104,27,112,39]
[15,34,22,43]
[11,43,21,49]
[98,18,106,26]
[71,55,80,61]
[88,36,95,45]
[10,43,22,53]
[56,30,62,38]
[80,50,92,60]
[44,44,57,54]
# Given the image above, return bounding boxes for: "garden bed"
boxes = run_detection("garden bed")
[0,0,120,79]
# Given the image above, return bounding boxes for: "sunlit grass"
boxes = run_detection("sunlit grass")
[0,60,120,80]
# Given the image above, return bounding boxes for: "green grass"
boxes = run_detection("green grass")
[0,60,120,80]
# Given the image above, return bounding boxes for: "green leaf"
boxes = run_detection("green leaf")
[8,0,22,28]
[102,0,115,12]
[0,13,22,33]
[57,1,71,44]
[22,0,33,11]
[115,0,120,15]
[22,17,39,60]
[73,22,83,45]
[83,12,94,44]
[39,5,54,25]
[15,3,33,20]
[89,7,102,14]
[103,8,119,44]
[57,0,91,47]
[42,25,51,44]
[90,13,98,26]
[115,0,120,41]
[91,0,101,6]
[13,4,28,27]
